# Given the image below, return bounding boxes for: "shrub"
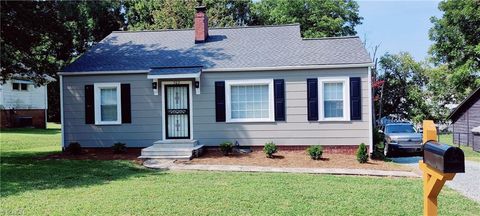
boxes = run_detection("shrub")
[356,143,369,163]
[263,142,277,158]
[112,142,127,154]
[66,142,82,155]
[371,128,387,160]
[371,142,386,160]
[373,128,384,147]
[219,142,233,156]
[307,145,323,160]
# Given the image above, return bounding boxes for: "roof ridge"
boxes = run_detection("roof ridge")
[302,36,359,40]
[112,23,300,34]
[112,28,193,33]
[210,23,300,30]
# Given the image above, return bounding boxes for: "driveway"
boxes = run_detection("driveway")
[391,157,480,203]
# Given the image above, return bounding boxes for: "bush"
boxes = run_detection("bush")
[307,145,323,160]
[356,143,369,163]
[219,142,233,156]
[112,142,127,154]
[66,142,82,155]
[263,142,277,158]
[371,128,387,160]
[371,142,386,160]
[373,127,384,147]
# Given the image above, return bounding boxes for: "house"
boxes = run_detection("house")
[448,87,480,152]
[58,6,373,159]
[0,74,54,129]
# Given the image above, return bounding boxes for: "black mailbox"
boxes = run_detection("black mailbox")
[423,141,465,173]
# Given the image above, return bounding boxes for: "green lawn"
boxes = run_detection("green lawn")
[439,133,480,162]
[1,125,479,215]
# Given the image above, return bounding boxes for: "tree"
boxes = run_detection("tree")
[249,0,362,38]
[423,65,455,122]
[125,0,196,30]
[429,0,480,101]
[125,0,252,30]
[1,1,124,121]
[376,52,434,123]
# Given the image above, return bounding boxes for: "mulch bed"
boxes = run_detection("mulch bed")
[185,149,412,171]
[39,148,142,164]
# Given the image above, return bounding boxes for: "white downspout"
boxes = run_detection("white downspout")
[368,66,373,153]
[59,75,65,150]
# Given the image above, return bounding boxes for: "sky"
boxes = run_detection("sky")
[356,0,443,61]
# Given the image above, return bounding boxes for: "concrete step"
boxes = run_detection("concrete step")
[139,155,191,160]
[154,140,198,146]
[139,141,203,160]
[151,144,197,148]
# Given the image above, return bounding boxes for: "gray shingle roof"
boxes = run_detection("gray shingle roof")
[61,24,371,73]
[149,66,202,75]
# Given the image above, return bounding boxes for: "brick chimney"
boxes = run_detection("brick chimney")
[194,6,208,43]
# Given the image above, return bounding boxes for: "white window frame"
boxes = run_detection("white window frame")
[318,77,350,121]
[225,79,275,123]
[94,83,122,125]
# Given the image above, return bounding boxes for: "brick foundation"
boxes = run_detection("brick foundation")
[77,146,362,156]
[1,109,46,129]
[206,145,362,155]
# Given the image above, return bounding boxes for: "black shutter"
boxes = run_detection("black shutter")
[350,77,362,120]
[85,85,94,124]
[274,79,285,121]
[121,84,132,123]
[215,81,226,122]
[307,78,318,121]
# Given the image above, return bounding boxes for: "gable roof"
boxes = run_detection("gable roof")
[61,24,372,73]
[448,87,480,122]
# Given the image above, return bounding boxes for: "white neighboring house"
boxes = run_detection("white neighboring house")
[0,75,55,128]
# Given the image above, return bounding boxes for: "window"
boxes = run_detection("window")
[318,77,350,121]
[385,125,416,134]
[12,83,19,90]
[94,83,121,125]
[12,83,28,91]
[225,79,274,122]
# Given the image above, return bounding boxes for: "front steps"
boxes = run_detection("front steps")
[139,140,203,160]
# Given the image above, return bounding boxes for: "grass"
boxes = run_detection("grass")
[439,133,480,162]
[1,125,479,215]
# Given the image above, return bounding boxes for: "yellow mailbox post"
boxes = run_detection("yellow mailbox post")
[419,120,465,216]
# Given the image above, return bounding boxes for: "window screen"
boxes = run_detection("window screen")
[323,82,344,118]
[100,88,118,121]
[230,84,269,119]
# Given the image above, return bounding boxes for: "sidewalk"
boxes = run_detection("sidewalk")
[143,159,420,178]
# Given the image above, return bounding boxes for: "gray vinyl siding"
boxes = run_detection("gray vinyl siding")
[453,98,480,147]
[62,67,370,148]
[63,74,163,147]
[194,68,369,146]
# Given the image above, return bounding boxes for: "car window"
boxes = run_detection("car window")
[386,125,416,133]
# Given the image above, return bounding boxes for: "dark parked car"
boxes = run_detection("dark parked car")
[383,123,423,157]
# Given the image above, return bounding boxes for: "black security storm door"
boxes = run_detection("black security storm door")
[165,84,190,139]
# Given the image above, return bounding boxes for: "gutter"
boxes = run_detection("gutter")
[203,63,373,72]
[58,63,373,76]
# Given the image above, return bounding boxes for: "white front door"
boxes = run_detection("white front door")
[163,82,191,139]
